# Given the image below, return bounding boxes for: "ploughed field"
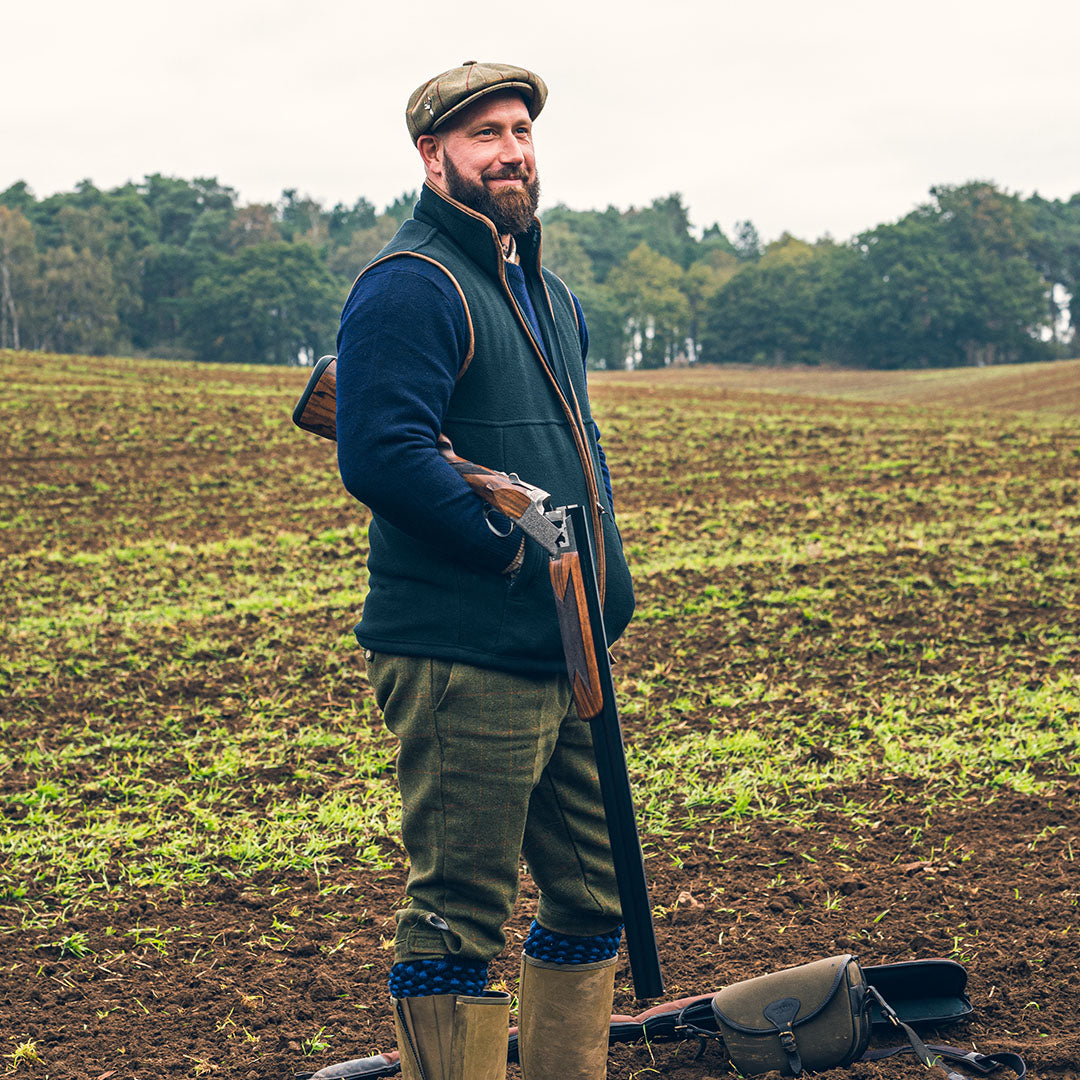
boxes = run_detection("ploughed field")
[1,350,1078,1079]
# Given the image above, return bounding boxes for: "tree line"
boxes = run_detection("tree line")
[0,176,1077,368]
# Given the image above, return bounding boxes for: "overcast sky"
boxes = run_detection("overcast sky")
[4,0,1078,244]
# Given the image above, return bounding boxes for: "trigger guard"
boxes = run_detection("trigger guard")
[483,505,515,538]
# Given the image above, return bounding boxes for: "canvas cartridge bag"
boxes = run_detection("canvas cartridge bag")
[701,953,1025,1080]
[710,953,871,1076]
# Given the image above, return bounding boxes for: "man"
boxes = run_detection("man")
[331,61,635,1080]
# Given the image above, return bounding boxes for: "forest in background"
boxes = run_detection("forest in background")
[0,176,1077,369]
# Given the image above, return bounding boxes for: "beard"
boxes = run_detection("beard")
[443,153,541,237]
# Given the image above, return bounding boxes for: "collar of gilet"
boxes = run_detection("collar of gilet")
[416,181,543,284]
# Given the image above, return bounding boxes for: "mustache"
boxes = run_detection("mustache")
[483,167,529,181]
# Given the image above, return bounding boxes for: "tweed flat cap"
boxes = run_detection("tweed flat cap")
[406,60,547,143]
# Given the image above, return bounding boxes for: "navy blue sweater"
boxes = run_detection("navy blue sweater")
[335,256,612,572]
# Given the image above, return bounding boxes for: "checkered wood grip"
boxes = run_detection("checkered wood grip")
[435,435,538,520]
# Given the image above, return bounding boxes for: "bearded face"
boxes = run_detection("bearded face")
[443,151,541,238]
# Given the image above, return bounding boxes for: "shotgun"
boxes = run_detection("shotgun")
[293,356,664,1000]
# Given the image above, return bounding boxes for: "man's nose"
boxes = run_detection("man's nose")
[497,131,525,164]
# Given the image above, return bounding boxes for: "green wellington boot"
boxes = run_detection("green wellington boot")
[393,990,511,1080]
[518,954,617,1080]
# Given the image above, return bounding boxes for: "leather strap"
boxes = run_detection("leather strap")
[762,998,803,1075]
[865,988,1026,1080]
[863,1042,1027,1079]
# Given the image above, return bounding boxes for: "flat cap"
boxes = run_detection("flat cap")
[406,60,547,143]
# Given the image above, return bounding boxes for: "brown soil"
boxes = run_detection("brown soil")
[3,789,1076,1079]
[4,353,1077,1078]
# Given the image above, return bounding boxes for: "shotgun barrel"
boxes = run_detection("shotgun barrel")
[550,503,664,1000]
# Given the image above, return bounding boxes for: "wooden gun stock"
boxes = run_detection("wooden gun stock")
[292,354,337,441]
[550,552,605,720]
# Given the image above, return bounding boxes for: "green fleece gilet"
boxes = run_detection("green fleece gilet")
[354,184,634,675]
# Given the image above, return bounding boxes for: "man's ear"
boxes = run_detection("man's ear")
[417,135,443,181]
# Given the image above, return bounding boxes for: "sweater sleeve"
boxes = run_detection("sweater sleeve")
[570,290,615,511]
[335,259,521,572]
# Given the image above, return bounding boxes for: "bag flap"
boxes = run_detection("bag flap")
[712,954,857,1035]
[863,959,972,1027]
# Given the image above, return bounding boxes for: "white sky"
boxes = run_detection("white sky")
[4,0,1079,244]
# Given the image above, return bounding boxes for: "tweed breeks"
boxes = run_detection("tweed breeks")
[366,652,622,965]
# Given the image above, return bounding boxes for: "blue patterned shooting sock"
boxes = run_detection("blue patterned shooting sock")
[388,957,489,998]
[522,920,623,964]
